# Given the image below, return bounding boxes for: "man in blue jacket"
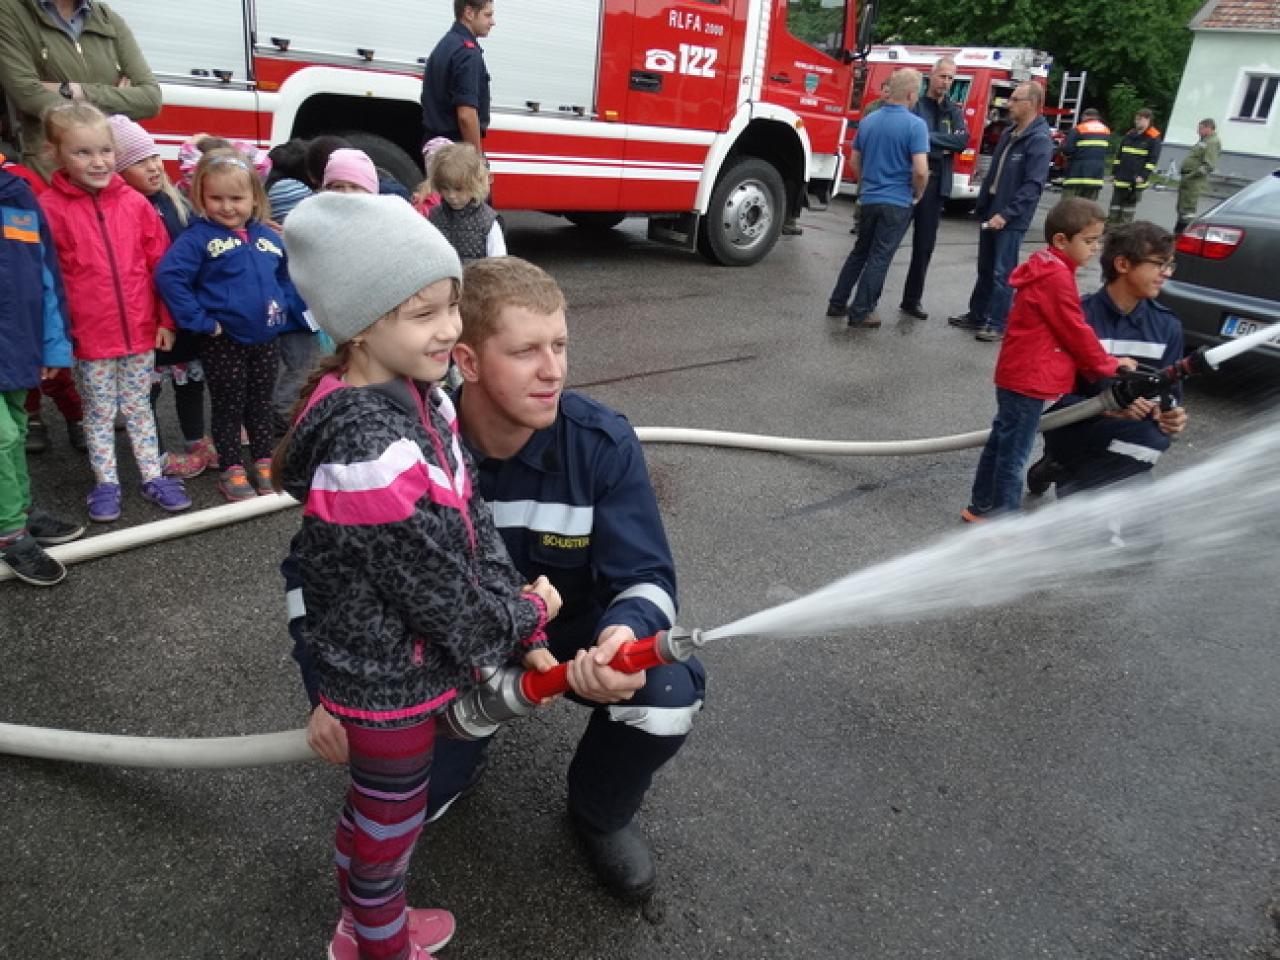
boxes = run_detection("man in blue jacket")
[948,82,1055,342]
[0,166,85,586]
[287,256,702,903]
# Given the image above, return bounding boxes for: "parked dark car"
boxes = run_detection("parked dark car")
[1159,169,1280,363]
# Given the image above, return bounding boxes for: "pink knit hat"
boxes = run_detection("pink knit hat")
[108,114,159,172]
[322,148,378,194]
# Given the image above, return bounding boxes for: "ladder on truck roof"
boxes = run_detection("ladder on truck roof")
[1056,70,1088,133]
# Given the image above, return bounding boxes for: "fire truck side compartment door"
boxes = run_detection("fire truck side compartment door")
[253,0,601,117]
[107,0,250,86]
[624,0,735,130]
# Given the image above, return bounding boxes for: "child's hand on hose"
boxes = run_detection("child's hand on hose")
[524,574,562,621]
[521,647,562,705]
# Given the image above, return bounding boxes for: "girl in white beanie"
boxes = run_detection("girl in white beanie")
[275,192,561,960]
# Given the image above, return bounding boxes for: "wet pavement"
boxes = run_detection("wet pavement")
[3,185,1279,960]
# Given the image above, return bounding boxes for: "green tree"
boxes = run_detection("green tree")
[872,0,1202,127]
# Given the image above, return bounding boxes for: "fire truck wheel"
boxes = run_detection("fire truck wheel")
[564,212,627,231]
[699,157,785,267]
[340,132,422,189]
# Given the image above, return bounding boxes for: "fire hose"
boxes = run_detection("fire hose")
[1,323,1276,766]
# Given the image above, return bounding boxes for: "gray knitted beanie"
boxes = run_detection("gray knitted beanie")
[284,192,463,344]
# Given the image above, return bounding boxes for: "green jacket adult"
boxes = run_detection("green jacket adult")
[1180,133,1221,181]
[0,0,160,179]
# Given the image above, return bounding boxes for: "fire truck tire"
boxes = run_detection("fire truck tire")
[341,132,422,189]
[564,212,627,230]
[699,157,785,266]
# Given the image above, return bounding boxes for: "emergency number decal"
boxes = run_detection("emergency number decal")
[645,45,718,78]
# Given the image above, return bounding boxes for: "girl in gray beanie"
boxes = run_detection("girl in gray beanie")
[274,192,561,960]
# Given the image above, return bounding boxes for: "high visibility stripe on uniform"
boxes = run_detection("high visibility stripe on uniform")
[1097,338,1168,360]
[607,582,677,626]
[607,700,703,736]
[1107,439,1162,464]
[1075,139,1110,148]
[1063,177,1105,186]
[1120,146,1149,155]
[490,499,594,536]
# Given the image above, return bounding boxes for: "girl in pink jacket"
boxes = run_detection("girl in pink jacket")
[38,103,191,522]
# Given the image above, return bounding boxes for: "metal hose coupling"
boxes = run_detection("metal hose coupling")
[1105,347,1214,411]
[441,627,705,741]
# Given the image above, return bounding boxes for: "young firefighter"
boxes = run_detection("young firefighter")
[962,197,1138,522]
[1028,221,1189,498]
[1108,108,1162,225]
[290,257,704,903]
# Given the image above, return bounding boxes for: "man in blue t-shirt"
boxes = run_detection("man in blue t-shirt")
[420,0,494,157]
[826,68,929,327]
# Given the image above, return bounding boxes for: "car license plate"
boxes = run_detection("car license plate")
[1220,314,1280,344]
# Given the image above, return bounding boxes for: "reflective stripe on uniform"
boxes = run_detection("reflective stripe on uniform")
[490,499,594,535]
[1097,338,1168,360]
[1107,439,1162,464]
[287,587,306,620]
[606,582,677,626]
[1076,139,1110,148]
[1120,146,1149,155]
[1063,177,1105,187]
[607,700,703,736]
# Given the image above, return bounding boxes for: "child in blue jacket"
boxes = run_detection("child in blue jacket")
[0,167,85,586]
[155,147,309,501]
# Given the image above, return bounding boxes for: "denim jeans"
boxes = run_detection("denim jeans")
[829,202,913,321]
[967,225,1026,330]
[970,388,1045,515]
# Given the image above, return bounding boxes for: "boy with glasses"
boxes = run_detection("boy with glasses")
[1028,221,1189,498]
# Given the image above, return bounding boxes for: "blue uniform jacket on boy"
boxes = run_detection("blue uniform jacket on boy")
[154,217,308,344]
[0,170,71,391]
[285,389,705,832]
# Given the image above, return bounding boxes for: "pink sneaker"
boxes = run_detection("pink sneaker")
[162,449,207,479]
[328,907,454,960]
[189,437,218,470]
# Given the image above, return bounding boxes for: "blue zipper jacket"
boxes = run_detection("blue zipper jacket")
[154,216,308,345]
[975,116,1055,231]
[0,168,71,391]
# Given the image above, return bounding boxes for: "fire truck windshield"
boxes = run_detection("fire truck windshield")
[786,0,848,60]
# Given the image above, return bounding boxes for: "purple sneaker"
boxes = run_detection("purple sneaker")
[86,483,122,523]
[141,477,192,513]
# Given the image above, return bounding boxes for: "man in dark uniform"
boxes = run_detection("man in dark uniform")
[899,57,967,320]
[420,0,494,157]
[1060,107,1111,200]
[1028,221,1188,497]
[1108,108,1162,225]
[289,257,704,904]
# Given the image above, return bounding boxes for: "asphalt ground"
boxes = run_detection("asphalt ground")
[4,185,1279,960]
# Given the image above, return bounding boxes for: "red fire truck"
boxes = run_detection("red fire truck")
[95,1,872,265]
[840,44,1053,203]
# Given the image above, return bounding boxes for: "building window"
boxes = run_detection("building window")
[1235,73,1279,123]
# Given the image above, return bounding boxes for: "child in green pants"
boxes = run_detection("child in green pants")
[0,166,85,586]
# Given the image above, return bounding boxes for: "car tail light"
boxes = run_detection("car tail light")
[1176,223,1245,260]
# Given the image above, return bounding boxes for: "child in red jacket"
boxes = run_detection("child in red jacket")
[962,198,1138,521]
[38,103,191,522]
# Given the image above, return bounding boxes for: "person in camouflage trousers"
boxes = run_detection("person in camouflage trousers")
[1175,118,1221,234]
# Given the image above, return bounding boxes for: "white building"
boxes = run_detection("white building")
[1165,0,1279,180]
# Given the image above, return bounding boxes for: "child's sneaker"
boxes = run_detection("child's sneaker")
[218,466,256,502]
[190,437,218,470]
[960,506,988,524]
[25,506,87,546]
[25,417,50,453]
[142,477,193,512]
[0,533,66,587]
[328,908,453,960]
[86,482,122,523]
[252,458,274,495]
[163,449,207,479]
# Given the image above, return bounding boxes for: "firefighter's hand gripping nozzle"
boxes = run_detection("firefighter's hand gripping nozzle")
[1103,347,1215,412]
[442,627,705,741]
